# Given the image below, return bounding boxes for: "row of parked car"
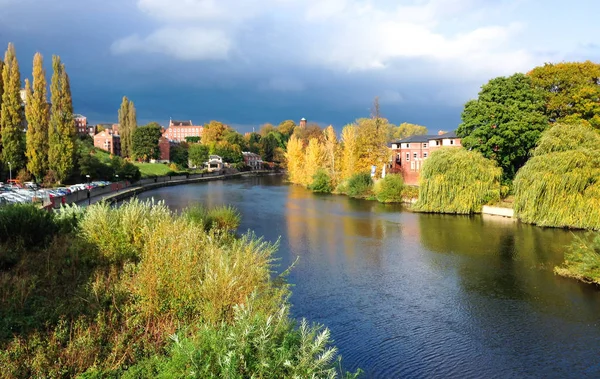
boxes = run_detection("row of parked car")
[0,180,115,205]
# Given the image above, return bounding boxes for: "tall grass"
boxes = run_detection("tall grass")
[0,200,354,378]
[183,204,241,232]
[414,148,502,214]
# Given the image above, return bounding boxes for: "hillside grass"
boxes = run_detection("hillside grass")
[134,162,173,177]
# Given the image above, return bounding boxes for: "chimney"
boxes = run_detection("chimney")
[438,130,445,135]
[300,117,307,128]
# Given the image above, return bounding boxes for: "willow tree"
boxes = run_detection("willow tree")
[48,55,76,183]
[414,148,502,214]
[513,123,600,229]
[25,53,50,181]
[0,43,25,173]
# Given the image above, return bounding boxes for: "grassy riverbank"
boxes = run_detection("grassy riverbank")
[555,233,600,285]
[0,202,358,378]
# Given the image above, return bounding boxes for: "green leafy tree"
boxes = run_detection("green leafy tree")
[188,143,209,168]
[0,43,25,174]
[212,142,243,163]
[185,136,200,143]
[111,155,141,181]
[457,73,548,179]
[25,53,50,181]
[48,55,76,184]
[260,132,279,161]
[132,123,162,162]
[224,129,247,151]
[170,144,189,167]
[277,119,296,140]
[529,61,600,129]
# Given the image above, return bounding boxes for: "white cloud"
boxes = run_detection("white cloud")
[112,27,231,61]
[114,0,536,79]
[380,90,404,104]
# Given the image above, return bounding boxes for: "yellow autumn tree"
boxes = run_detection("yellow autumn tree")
[355,117,389,175]
[321,125,339,184]
[285,135,305,184]
[340,124,359,181]
[303,137,323,187]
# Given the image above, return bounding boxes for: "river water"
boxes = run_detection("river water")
[136,175,600,378]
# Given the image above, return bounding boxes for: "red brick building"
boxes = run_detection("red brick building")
[94,129,121,156]
[163,120,203,142]
[390,131,462,186]
[243,152,263,170]
[74,114,88,136]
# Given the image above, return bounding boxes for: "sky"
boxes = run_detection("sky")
[0,0,599,133]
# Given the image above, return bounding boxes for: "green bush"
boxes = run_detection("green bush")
[309,169,333,193]
[183,204,241,232]
[414,148,502,214]
[0,204,58,250]
[555,233,600,285]
[374,174,405,203]
[345,172,373,198]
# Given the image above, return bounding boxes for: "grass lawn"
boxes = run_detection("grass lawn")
[134,162,172,177]
[91,148,112,163]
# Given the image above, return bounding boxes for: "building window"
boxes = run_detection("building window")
[405,143,410,148]
[413,153,418,159]
[436,141,440,146]
[396,153,400,160]
[424,152,428,158]
[423,143,427,148]
[406,153,410,161]
[410,161,415,170]
[450,140,454,145]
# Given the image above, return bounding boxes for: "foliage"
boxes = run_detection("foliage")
[15,168,31,183]
[293,123,323,143]
[533,122,600,156]
[211,141,243,163]
[111,155,141,181]
[340,125,359,181]
[170,144,188,167]
[188,143,209,168]
[285,136,305,185]
[345,172,374,199]
[202,120,229,145]
[554,233,600,285]
[118,97,137,158]
[513,149,600,230]
[374,174,405,203]
[78,153,115,181]
[122,305,360,379]
[48,55,76,184]
[388,122,428,141]
[260,132,279,162]
[132,123,162,162]
[183,204,241,232]
[414,148,502,214]
[303,138,324,187]
[24,52,50,182]
[1,43,26,174]
[309,169,333,193]
[529,61,600,129]
[0,204,58,253]
[184,136,200,143]
[457,73,548,179]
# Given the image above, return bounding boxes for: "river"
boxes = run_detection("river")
[135,175,600,378]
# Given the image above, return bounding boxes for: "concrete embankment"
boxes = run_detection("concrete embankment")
[481,205,515,219]
[67,171,279,207]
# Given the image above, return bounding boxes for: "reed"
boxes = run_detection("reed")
[414,148,502,214]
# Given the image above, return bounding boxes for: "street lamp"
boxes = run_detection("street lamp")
[86,174,91,205]
[115,175,119,192]
[7,162,11,183]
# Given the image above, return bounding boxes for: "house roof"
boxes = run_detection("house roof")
[170,120,193,126]
[393,130,459,144]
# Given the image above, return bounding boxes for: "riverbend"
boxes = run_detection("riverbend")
[135,175,600,378]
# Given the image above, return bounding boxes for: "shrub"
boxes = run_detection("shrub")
[345,172,373,198]
[374,174,405,203]
[183,204,241,232]
[414,148,502,214]
[309,169,333,193]
[16,169,32,183]
[555,233,600,285]
[0,204,58,250]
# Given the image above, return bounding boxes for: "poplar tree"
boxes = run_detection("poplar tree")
[48,55,75,184]
[25,53,49,181]
[285,135,305,185]
[118,96,137,158]
[303,138,323,187]
[118,96,130,157]
[0,43,25,173]
[0,58,4,119]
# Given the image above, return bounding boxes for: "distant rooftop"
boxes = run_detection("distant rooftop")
[394,131,459,144]
[170,120,193,127]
